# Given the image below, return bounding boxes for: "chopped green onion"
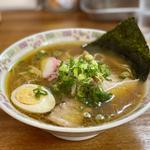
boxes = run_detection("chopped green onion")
[52,50,62,57]
[119,71,131,79]
[51,51,112,107]
[35,50,48,60]
[33,86,48,98]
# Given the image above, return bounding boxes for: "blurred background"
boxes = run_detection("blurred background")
[0,0,150,33]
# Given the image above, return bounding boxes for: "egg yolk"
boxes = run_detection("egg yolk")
[15,87,40,105]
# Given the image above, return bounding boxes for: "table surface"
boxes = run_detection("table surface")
[0,11,150,150]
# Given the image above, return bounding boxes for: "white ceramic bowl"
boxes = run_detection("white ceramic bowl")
[0,28,150,141]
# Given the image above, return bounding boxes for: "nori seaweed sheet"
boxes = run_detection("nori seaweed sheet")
[85,18,150,81]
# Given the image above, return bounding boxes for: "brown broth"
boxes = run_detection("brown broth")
[6,42,146,127]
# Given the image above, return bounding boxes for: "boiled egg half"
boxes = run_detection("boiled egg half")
[11,84,55,113]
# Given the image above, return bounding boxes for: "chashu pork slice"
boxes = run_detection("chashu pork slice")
[46,99,91,127]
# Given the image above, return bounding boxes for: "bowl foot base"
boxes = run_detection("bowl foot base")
[51,133,98,141]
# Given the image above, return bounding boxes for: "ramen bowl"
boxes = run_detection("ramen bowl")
[0,28,150,141]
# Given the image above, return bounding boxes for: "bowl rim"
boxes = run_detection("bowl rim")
[0,28,150,133]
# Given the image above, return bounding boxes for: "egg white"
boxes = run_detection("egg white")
[11,84,55,114]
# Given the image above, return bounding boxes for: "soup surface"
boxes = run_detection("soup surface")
[6,42,146,127]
